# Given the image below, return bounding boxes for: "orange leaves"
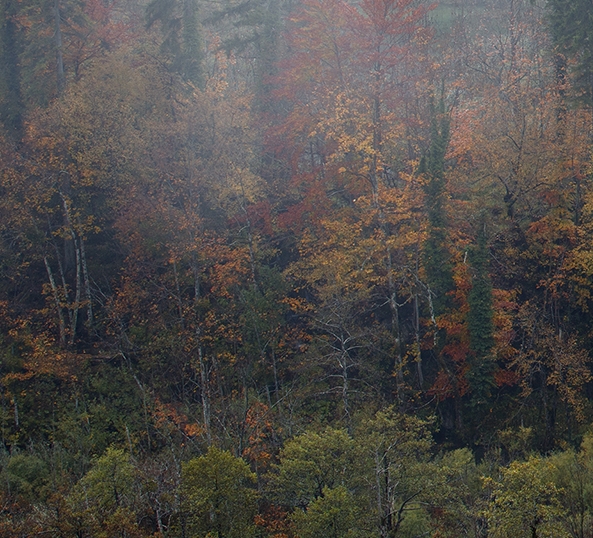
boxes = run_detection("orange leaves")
[255,505,294,538]
[510,306,592,421]
[205,242,251,299]
[2,327,84,385]
[242,402,276,470]
[272,0,435,209]
[152,398,204,441]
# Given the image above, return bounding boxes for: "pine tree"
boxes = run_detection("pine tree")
[466,220,496,410]
[546,0,593,103]
[0,0,24,139]
[206,0,286,110]
[146,0,204,86]
[421,97,453,317]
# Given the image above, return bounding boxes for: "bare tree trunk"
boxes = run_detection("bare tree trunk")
[52,241,72,328]
[386,248,403,402]
[44,256,66,347]
[70,237,82,345]
[198,340,211,443]
[414,293,423,388]
[192,254,212,443]
[79,236,93,328]
[60,194,81,344]
[339,352,351,431]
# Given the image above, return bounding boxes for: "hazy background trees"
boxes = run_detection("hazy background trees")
[1,0,593,535]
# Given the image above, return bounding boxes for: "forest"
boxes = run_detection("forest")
[1,0,593,536]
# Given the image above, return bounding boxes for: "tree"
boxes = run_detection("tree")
[358,407,435,538]
[546,0,593,104]
[428,448,486,538]
[291,485,366,538]
[549,433,593,538]
[466,220,496,413]
[484,456,569,538]
[274,0,434,206]
[420,97,454,318]
[273,0,437,408]
[269,427,358,510]
[15,0,133,106]
[146,0,203,86]
[68,447,142,537]
[179,446,258,538]
[509,306,591,449]
[0,0,24,139]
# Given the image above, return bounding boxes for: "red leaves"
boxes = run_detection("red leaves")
[269,0,435,213]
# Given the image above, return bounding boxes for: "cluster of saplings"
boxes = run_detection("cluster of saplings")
[2,409,593,538]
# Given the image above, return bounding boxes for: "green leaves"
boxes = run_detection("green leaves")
[270,428,357,509]
[291,486,365,538]
[484,457,569,538]
[180,446,258,538]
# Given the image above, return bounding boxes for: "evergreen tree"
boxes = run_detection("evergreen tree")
[206,0,286,110]
[146,0,203,86]
[421,98,454,317]
[546,0,593,103]
[466,220,496,411]
[0,0,23,139]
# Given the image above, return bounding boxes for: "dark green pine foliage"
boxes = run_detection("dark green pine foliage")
[420,98,454,317]
[16,0,84,107]
[0,0,24,139]
[146,0,203,86]
[206,0,283,108]
[546,0,593,104]
[466,221,496,411]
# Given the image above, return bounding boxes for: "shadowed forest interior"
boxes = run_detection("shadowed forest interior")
[1,0,593,536]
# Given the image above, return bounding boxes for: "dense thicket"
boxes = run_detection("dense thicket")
[1,0,593,535]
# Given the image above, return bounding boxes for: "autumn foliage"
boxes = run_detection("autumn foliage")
[1,0,593,535]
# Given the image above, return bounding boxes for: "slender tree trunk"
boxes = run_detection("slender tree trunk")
[79,236,93,328]
[60,194,81,344]
[192,255,212,443]
[339,352,351,431]
[386,248,403,402]
[52,241,72,328]
[70,237,82,345]
[414,293,423,388]
[197,330,211,443]
[414,240,424,388]
[44,256,66,347]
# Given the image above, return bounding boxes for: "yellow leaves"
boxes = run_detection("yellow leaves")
[563,248,593,311]
[510,305,592,421]
[492,288,518,363]
[209,164,266,212]
[287,181,426,325]
[282,296,313,314]
[484,457,570,538]
[2,330,82,383]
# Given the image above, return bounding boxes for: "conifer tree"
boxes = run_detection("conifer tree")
[546,0,593,103]
[421,98,453,317]
[420,97,462,433]
[466,220,495,411]
[146,0,203,86]
[0,0,23,139]
[206,0,286,111]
